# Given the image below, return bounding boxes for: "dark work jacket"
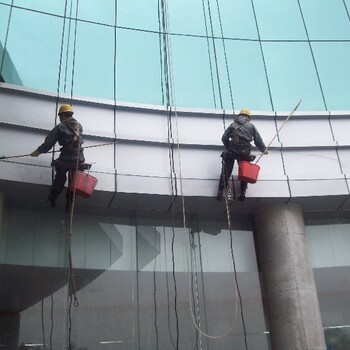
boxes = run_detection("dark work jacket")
[222,115,266,155]
[37,117,85,163]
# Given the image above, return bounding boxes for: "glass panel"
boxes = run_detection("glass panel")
[218,0,258,39]
[168,0,208,36]
[223,39,271,111]
[64,21,115,100]
[78,0,115,26]
[0,5,10,44]
[299,0,350,40]
[116,28,162,105]
[312,42,350,111]
[263,42,325,111]
[117,0,159,32]
[5,8,63,91]
[14,0,66,16]
[169,35,217,109]
[253,0,306,40]
[1,199,270,349]
[2,1,350,111]
[306,219,350,350]
[168,0,258,39]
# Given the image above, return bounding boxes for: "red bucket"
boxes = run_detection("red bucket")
[238,161,260,184]
[69,171,98,198]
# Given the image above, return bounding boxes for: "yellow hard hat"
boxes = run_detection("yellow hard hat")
[239,108,251,117]
[58,104,74,115]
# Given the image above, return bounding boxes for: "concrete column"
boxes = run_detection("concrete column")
[255,203,326,350]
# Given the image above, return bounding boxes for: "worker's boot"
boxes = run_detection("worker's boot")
[239,182,247,201]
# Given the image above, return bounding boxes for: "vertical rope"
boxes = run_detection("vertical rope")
[250,0,274,111]
[200,0,218,109]
[63,1,74,93]
[161,0,243,342]
[205,0,223,110]
[214,0,235,111]
[107,0,119,208]
[153,227,159,350]
[159,2,180,346]
[189,233,203,349]
[41,299,46,349]
[0,0,14,82]
[50,293,54,349]
[296,0,327,110]
[69,0,79,101]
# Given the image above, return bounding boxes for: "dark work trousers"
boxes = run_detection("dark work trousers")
[49,165,74,200]
[218,150,254,195]
[49,161,88,200]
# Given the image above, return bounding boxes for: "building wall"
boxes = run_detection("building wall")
[1,1,350,349]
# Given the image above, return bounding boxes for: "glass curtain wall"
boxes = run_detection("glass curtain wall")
[1,0,350,111]
[306,217,350,350]
[0,199,270,349]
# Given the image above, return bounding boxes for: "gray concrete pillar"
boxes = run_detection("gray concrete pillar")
[255,203,326,350]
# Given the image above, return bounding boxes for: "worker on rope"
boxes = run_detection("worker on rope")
[30,104,85,207]
[217,109,268,202]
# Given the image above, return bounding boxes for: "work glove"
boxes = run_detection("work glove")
[30,149,40,157]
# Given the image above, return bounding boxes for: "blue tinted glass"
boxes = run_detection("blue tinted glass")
[116,29,162,105]
[14,0,66,15]
[66,22,115,100]
[117,0,159,32]
[300,0,350,40]
[223,40,271,111]
[313,42,350,110]
[5,8,63,90]
[0,5,10,45]
[219,0,258,39]
[78,0,115,26]
[254,0,306,40]
[169,0,258,39]
[263,42,324,111]
[169,35,216,109]
[168,0,207,36]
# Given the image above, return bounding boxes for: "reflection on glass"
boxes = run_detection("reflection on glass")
[1,2,350,111]
[116,29,163,105]
[300,0,350,40]
[1,201,269,349]
[253,0,306,40]
[263,42,325,111]
[312,42,350,111]
[5,8,63,91]
[306,219,350,350]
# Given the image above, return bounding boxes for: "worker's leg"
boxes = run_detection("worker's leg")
[238,152,254,201]
[239,181,248,201]
[217,153,234,201]
[48,166,69,207]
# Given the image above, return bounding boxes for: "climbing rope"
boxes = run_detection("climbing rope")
[0,0,14,81]
[159,1,180,348]
[160,0,246,343]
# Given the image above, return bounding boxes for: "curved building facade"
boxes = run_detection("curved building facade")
[0,1,350,349]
